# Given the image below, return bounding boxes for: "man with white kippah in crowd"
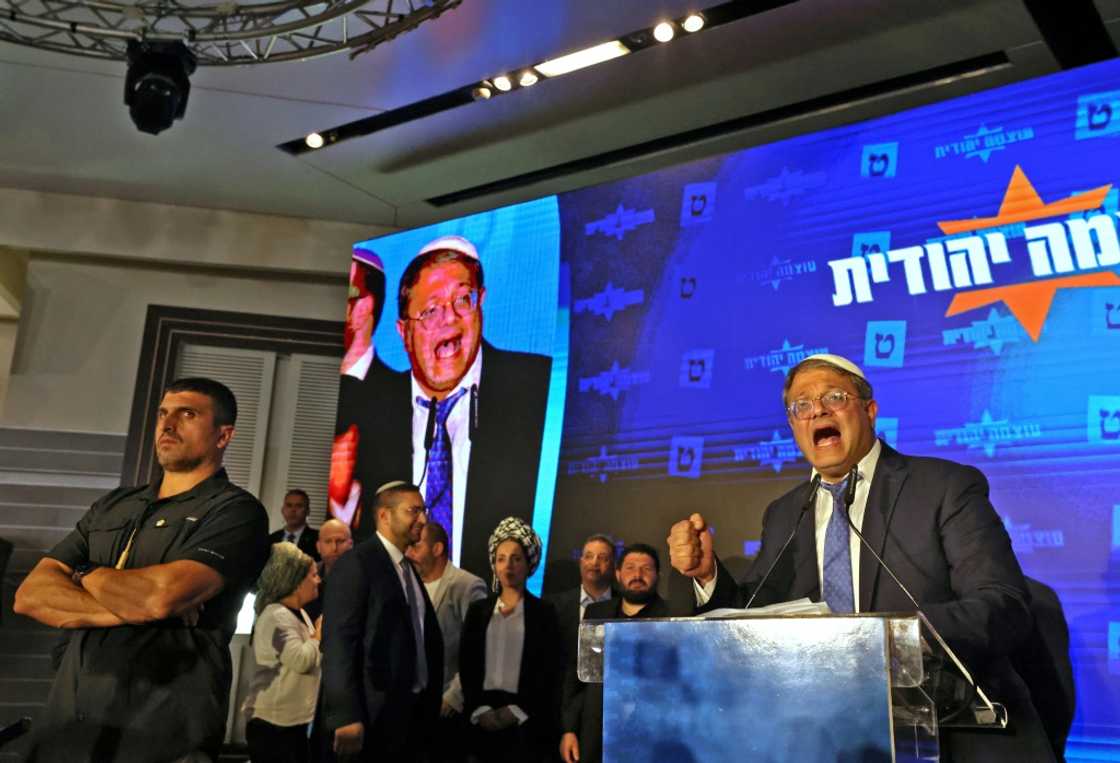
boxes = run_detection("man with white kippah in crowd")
[666,353,1055,762]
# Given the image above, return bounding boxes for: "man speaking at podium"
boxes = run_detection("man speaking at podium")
[667,354,1053,761]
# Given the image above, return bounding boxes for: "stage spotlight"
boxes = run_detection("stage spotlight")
[124,40,197,135]
[493,75,513,92]
[653,21,675,43]
[519,69,539,87]
[305,132,324,149]
[682,13,705,33]
[471,84,493,100]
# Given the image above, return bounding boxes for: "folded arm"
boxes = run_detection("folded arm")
[13,558,126,629]
[79,559,224,623]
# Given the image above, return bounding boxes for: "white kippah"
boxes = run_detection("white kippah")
[801,353,866,380]
[417,234,479,261]
[375,480,409,495]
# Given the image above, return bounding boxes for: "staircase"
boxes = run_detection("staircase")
[0,427,123,762]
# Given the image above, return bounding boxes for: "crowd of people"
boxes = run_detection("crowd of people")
[11,348,1067,762]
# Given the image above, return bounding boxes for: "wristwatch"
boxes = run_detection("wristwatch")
[71,562,99,585]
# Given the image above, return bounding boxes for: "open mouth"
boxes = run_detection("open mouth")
[434,335,462,360]
[813,426,841,447]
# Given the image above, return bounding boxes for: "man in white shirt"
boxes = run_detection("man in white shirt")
[407,520,487,762]
[549,534,616,675]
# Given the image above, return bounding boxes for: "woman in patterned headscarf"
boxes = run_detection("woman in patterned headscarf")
[458,517,561,763]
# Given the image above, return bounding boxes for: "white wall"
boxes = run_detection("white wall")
[0,187,392,433]
[2,257,347,433]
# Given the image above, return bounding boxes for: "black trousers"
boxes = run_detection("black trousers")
[246,718,311,763]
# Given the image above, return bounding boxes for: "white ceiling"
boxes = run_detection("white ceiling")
[1,0,1117,233]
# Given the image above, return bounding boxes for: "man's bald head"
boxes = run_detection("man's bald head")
[317,518,354,572]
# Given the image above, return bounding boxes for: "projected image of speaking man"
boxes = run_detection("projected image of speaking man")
[348,235,551,580]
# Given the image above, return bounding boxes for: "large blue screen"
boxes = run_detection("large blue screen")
[354,58,1120,758]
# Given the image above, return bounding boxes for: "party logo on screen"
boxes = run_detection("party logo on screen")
[1093,292,1120,336]
[679,349,715,388]
[584,204,655,241]
[1002,515,1064,555]
[574,282,644,321]
[1075,89,1120,140]
[860,142,898,178]
[734,431,800,474]
[934,123,1035,163]
[1088,395,1120,445]
[668,436,704,479]
[863,320,906,368]
[934,409,1042,457]
[566,445,640,483]
[826,166,1120,343]
[942,307,1024,355]
[744,339,829,375]
[1069,187,1119,221]
[680,182,717,226]
[743,256,817,291]
[876,417,898,448]
[852,231,891,259]
[578,361,652,401]
[743,166,828,205]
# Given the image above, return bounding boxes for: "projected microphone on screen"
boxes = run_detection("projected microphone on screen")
[338,235,551,580]
[666,352,1051,760]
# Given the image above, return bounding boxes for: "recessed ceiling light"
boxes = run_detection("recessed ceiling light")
[304,132,324,149]
[471,85,492,100]
[493,74,513,92]
[682,14,705,33]
[519,69,539,87]
[535,40,630,77]
[653,21,675,43]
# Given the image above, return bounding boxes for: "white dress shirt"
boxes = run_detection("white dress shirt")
[697,439,883,611]
[410,347,483,567]
[470,597,529,725]
[579,586,612,620]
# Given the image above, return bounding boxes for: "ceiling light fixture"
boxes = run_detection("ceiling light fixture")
[519,70,539,87]
[493,75,513,92]
[653,21,676,43]
[471,85,493,100]
[304,132,325,149]
[682,13,706,33]
[535,40,631,77]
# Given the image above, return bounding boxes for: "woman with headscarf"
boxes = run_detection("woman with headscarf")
[242,542,323,763]
[459,517,562,763]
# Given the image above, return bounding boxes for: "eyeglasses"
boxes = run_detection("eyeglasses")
[786,389,862,420]
[407,291,479,330]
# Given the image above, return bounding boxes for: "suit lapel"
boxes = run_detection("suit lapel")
[858,444,907,612]
[432,565,454,611]
[792,483,821,601]
[370,535,408,609]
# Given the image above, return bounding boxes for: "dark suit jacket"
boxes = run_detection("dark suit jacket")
[348,340,552,580]
[549,586,618,683]
[561,596,670,763]
[460,593,562,753]
[322,535,443,758]
[269,525,321,562]
[669,442,1053,762]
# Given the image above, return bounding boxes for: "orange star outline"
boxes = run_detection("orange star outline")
[936,166,1118,341]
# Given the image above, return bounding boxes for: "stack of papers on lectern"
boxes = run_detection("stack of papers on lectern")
[699,598,831,619]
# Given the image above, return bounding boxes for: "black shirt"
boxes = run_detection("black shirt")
[40,468,270,763]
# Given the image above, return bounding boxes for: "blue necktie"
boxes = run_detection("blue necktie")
[420,387,468,557]
[821,478,855,613]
